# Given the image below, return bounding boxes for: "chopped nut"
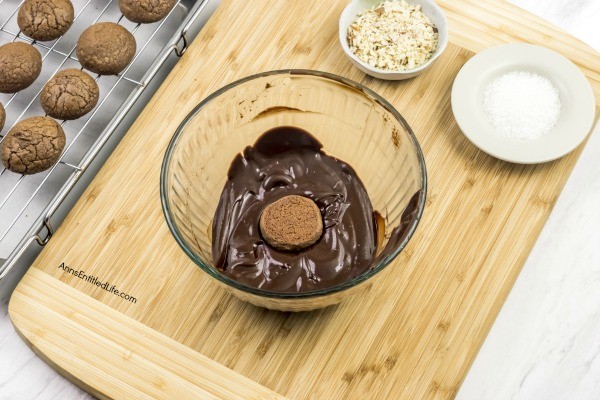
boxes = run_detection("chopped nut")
[347,0,439,72]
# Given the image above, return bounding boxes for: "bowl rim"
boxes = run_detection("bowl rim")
[338,0,449,76]
[160,69,428,299]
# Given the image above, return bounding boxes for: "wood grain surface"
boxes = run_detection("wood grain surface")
[10,268,287,400]
[9,0,600,399]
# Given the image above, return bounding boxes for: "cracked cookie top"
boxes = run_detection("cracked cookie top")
[120,0,177,24]
[1,116,66,175]
[76,22,136,75]
[0,42,42,94]
[41,69,99,120]
[17,0,74,42]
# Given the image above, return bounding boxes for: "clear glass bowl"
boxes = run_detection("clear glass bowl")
[161,70,427,311]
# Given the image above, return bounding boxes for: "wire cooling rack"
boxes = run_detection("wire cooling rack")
[0,0,210,277]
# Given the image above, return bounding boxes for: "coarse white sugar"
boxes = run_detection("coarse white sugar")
[483,71,561,140]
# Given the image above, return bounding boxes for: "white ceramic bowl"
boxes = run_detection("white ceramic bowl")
[339,0,448,80]
[452,43,597,164]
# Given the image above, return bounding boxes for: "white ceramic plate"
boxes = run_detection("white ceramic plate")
[451,43,596,164]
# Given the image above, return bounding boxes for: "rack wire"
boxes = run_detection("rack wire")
[0,0,210,277]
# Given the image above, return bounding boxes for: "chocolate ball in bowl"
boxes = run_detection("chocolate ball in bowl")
[1,116,66,174]
[119,0,177,23]
[17,0,74,41]
[77,23,136,75]
[161,71,427,311]
[41,69,99,120]
[212,127,379,294]
[259,195,324,252]
[0,42,42,93]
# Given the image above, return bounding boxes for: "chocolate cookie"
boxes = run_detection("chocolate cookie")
[0,42,42,93]
[17,0,74,41]
[40,69,99,120]
[259,195,324,251]
[119,0,177,24]
[76,23,136,75]
[1,116,66,174]
[0,102,5,132]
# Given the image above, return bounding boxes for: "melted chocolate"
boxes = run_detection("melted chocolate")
[212,127,378,293]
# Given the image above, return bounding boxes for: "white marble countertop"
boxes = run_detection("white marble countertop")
[1,1,599,399]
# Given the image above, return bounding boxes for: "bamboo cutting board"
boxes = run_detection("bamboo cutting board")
[9,0,600,399]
